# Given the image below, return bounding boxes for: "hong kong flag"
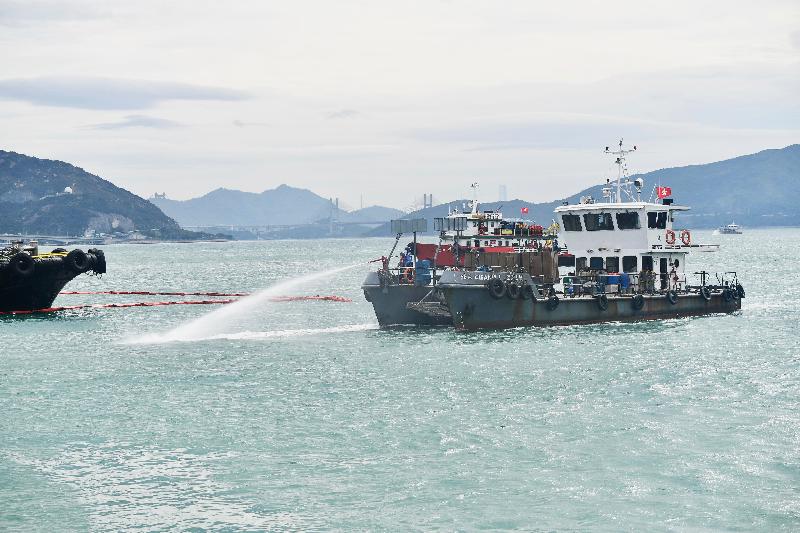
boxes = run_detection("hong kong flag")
[657,186,672,199]
[520,207,529,214]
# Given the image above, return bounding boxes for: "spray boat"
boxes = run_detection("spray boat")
[0,241,106,312]
[437,141,744,330]
[364,141,744,330]
[362,186,559,326]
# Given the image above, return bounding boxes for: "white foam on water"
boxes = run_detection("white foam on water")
[127,263,363,344]
[200,323,377,341]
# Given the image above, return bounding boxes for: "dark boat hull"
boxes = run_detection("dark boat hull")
[0,249,106,312]
[362,271,452,327]
[437,271,741,330]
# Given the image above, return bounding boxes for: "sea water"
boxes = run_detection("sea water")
[1,230,799,531]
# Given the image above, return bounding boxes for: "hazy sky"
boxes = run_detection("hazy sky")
[1,0,798,210]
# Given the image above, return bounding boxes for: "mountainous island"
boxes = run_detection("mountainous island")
[368,144,800,235]
[1,144,797,241]
[149,185,404,239]
[0,150,224,240]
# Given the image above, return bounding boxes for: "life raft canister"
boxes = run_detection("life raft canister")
[665,229,676,245]
[680,229,691,246]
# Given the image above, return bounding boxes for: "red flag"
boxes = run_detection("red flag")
[657,186,672,199]
[520,207,529,214]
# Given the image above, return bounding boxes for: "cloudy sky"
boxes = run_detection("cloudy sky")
[1,0,797,210]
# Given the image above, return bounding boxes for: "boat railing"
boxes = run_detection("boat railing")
[561,270,740,297]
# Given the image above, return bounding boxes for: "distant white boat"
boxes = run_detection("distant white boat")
[716,222,743,235]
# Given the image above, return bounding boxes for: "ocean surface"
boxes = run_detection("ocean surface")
[1,228,799,531]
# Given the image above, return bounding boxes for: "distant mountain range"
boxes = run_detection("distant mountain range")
[369,144,800,235]
[149,185,405,227]
[2,144,796,241]
[0,150,221,239]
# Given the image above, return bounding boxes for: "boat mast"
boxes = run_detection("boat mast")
[469,182,480,214]
[605,139,636,203]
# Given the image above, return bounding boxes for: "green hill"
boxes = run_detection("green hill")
[0,150,221,239]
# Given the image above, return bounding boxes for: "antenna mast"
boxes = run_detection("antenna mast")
[604,139,637,203]
[470,182,479,213]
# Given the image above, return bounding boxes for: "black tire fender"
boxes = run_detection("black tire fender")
[596,294,609,311]
[546,294,559,311]
[87,248,106,274]
[722,288,734,302]
[8,252,35,277]
[506,282,522,300]
[487,278,506,299]
[700,286,712,301]
[521,284,536,301]
[632,294,645,310]
[666,290,678,305]
[65,249,89,273]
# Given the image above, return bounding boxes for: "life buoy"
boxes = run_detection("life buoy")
[700,286,711,301]
[487,278,505,299]
[596,294,608,311]
[506,282,522,300]
[666,290,678,305]
[665,230,676,245]
[402,267,414,284]
[680,229,691,246]
[546,294,559,311]
[632,294,645,310]
[8,252,35,277]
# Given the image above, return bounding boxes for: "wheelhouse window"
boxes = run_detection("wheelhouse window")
[558,254,576,268]
[562,214,583,231]
[647,211,667,229]
[576,257,588,271]
[583,212,614,231]
[615,211,640,230]
[605,257,620,272]
[589,257,604,270]
[622,256,638,273]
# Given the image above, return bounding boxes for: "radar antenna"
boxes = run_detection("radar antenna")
[604,139,637,203]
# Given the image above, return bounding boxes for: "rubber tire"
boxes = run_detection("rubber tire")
[666,290,678,305]
[596,294,609,311]
[546,294,559,311]
[632,294,645,310]
[487,278,505,299]
[506,282,522,300]
[87,248,106,274]
[51,247,67,254]
[65,249,89,273]
[736,284,745,299]
[521,284,536,301]
[723,288,734,302]
[8,252,35,277]
[700,286,711,301]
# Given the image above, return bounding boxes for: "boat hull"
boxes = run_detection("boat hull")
[437,271,741,330]
[0,249,106,312]
[362,271,452,327]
